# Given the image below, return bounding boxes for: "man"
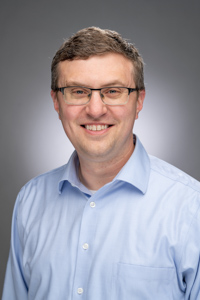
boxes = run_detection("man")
[2,27,200,299]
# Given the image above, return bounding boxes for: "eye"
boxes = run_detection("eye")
[76,90,83,94]
[72,88,86,94]
[108,89,118,94]
[69,87,90,98]
[103,87,122,98]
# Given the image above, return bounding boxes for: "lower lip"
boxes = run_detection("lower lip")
[82,126,111,135]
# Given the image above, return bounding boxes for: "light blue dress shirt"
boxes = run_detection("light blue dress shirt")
[2,136,200,300]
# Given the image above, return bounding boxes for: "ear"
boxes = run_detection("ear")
[136,89,145,119]
[51,90,60,119]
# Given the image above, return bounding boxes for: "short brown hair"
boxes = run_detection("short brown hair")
[51,27,145,91]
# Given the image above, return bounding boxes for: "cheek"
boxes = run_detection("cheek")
[60,106,76,121]
[113,104,136,122]
[58,108,72,133]
[59,106,83,132]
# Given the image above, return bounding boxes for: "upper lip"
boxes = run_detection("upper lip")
[81,122,113,125]
[81,123,113,128]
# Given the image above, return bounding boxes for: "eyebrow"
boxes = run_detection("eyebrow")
[63,80,127,87]
[63,81,86,87]
[101,81,127,87]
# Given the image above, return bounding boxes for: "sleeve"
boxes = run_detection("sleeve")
[2,190,28,300]
[179,198,200,299]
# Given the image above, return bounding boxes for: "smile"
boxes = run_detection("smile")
[84,124,109,131]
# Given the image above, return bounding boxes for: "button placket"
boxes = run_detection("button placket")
[73,196,99,298]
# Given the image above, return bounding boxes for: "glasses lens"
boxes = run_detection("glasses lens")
[61,86,130,105]
[101,87,129,105]
[63,87,91,105]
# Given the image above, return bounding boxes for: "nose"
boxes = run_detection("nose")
[85,90,107,118]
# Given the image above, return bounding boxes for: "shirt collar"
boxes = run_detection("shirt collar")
[58,135,150,195]
[114,135,150,194]
[58,151,84,194]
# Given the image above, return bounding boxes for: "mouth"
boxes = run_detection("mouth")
[81,124,112,131]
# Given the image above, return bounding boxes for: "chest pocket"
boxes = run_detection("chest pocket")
[112,263,175,300]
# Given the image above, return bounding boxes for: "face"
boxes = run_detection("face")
[51,53,145,164]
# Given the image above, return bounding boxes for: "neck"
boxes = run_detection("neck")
[78,143,134,190]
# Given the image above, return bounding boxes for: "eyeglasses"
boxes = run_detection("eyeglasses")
[55,86,139,105]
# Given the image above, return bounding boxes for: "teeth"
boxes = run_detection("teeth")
[85,125,109,131]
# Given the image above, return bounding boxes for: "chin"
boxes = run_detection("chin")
[80,147,113,161]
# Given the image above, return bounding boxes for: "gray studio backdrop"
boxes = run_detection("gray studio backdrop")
[1,0,200,296]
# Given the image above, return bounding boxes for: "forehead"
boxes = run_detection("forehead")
[57,53,135,87]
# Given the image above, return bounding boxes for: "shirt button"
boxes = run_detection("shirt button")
[82,243,89,250]
[77,287,83,295]
[90,201,96,208]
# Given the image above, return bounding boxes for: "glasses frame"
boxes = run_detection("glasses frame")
[55,86,139,105]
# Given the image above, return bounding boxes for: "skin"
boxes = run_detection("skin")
[51,53,145,190]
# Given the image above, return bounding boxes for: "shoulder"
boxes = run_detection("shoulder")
[16,164,67,210]
[148,156,200,251]
[13,164,68,232]
[149,155,200,193]
[148,155,200,222]
[23,164,66,191]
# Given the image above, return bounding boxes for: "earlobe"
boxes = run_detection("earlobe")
[136,89,145,119]
[136,111,140,120]
[51,90,60,117]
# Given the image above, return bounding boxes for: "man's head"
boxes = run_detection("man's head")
[51,27,145,168]
[51,27,145,92]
